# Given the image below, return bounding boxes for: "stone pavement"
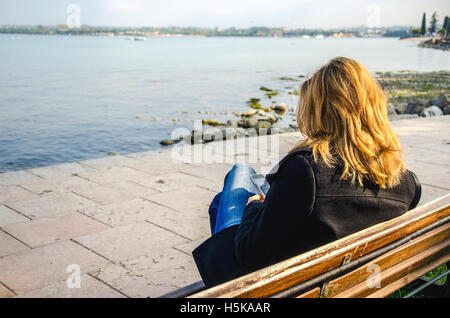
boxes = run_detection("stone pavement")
[0,116,449,298]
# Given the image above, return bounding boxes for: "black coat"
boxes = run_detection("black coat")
[192,147,421,288]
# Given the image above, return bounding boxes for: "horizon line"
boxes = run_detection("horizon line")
[0,24,418,30]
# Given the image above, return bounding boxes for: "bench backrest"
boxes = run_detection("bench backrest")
[189,194,450,298]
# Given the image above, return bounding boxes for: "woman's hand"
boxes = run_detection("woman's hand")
[247,194,264,205]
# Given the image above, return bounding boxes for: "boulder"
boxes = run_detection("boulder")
[202,119,226,127]
[443,106,450,115]
[255,120,272,131]
[235,128,247,138]
[274,103,288,115]
[238,117,259,128]
[439,94,448,107]
[404,98,429,114]
[419,106,443,117]
[269,122,287,134]
[187,130,204,145]
[226,120,238,129]
[394,102,407,114]
[160,139,180,146]
[263,113,277,123]
[242,109,257,117]
[429,98,443,108]
[221,127,236,140]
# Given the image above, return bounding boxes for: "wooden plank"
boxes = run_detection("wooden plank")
[296,287,321,298]
[325,222,450,297]
[332,238,450,298]
[367,258,450,298]
[190,195,450,298]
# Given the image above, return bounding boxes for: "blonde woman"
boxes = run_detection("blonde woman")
[193,57,421,288]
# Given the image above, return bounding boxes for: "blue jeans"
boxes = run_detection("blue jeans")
[209,163,259,235]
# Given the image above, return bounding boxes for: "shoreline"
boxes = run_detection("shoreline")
[159,70,450,148]
[401,36,450,51]
[0,68,448,174]
[0,114,448,177]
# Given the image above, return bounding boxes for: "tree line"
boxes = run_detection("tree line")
[412,12,450,38]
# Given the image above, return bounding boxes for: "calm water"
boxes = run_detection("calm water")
[0,35,449,173]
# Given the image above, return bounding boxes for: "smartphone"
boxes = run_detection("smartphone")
[250,174,270,197]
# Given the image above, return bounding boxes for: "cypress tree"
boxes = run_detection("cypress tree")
[446,17,450,38]
[420,13,427,36]
[429,12,438,34]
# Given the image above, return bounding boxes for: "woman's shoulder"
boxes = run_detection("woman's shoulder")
[266,146,314,183]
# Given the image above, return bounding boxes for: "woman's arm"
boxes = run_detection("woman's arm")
[234,155,316,271]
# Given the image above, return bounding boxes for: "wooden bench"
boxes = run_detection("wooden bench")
[162,194,450,298]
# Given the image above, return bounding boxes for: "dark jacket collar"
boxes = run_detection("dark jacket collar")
[266,146,312,184]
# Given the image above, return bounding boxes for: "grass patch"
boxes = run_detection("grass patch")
[386,264,448,298]
[376,70,449,104]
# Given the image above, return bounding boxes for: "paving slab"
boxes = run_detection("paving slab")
[0,230,30,257]
[14,274,125,298]
[20,176,98,196]
[0,205,30,227]
[0,170,43,186]
[73,222,188,263]
[0,283,15,298]
[27,162,97,179]
[77,166,154,185]
[147,186,216,212]
[0,185,38,205]
[145,204,211,241]
[403,160,450,190]
[135,172,211,192]
[78,198,172,227]
[90,247,201,298]
[5,192,99,219]
[79,155,146,171]
[72,184,135,205]
[104,180,160,199]
[419,184,450,206]
[0,240,110,294]
[2,212,110,248]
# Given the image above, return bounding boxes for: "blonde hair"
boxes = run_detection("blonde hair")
[291,57,406,188]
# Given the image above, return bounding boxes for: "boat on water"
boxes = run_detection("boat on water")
[125,36,147,41]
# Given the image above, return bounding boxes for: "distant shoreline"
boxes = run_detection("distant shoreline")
[0,33,404,40]
[400,36,433,41]
[0,25,413,39]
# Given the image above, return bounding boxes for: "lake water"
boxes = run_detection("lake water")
[0,35,449,173]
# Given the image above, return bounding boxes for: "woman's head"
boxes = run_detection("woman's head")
[293,57,405,188]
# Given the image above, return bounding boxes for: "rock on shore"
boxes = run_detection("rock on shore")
[419,38,450,51]
[159,71,449,146]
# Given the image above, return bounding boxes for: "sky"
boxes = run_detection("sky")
[0,0,448,29]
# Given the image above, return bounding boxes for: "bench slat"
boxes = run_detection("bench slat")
[325,222,450,297]
[296,287,321,298]
[333,238,450,298]
[367,261,449,298]
[190,194,450,298]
